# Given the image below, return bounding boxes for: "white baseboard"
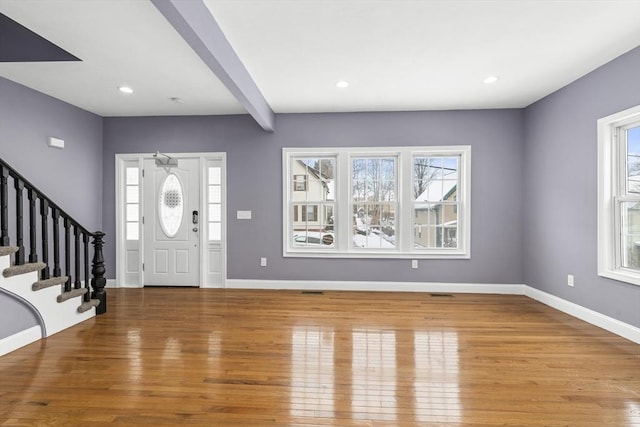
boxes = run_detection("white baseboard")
[226,279,524,294]
[0,326,42,356]
[523,286,640,344]
[226,279,639,344]
[106,280,225,289]
[105,279,141,288]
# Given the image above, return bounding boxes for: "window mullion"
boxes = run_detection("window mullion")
[337,152,350,252]
[400,151,412,253]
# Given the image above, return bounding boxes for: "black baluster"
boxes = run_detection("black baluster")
[40,198,50,280]
[74,225,81,289]
[0,165,8,246]
[64,217,71,292]
[28,189,38,263]
[83,233,90,303]
[52,208,61,277]
[14,179,25,265]
[91,231,106,314]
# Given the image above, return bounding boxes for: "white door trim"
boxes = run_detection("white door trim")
[115,152,227,288]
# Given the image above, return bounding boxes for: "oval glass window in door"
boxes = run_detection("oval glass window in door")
[159,173,184,237]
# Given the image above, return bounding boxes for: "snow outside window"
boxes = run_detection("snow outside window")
[598,105,640,286]
[283,146,471,259]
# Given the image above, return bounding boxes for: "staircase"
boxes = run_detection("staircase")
[0,158,107,355]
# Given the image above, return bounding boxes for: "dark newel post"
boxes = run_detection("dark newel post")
[91,231,106,314]
[74,225,81,289]
[0,165,9,246]
[14,179,25,265]
[52,208,61,277]
[64,217,71,292]
[83,233,90,303]
[28,189,38,263]
[40,198,50,280]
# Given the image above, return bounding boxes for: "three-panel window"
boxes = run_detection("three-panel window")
[283,146,471,258]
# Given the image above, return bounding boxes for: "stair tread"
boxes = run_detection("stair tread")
[3,262,46,278]
[32,276,69,291]
[57,287,88,303]
[77,299,100,313]
[0,246,19,257]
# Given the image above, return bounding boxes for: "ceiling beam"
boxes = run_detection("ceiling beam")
[151,0,275,131]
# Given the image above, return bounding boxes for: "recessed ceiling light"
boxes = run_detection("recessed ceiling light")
[118,86,133,94]
[336,80,349,88]
[483,76,499,84]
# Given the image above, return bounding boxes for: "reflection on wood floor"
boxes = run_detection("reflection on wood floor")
[1,288,638,426]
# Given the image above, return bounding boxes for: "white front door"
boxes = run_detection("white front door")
[143,158,200,286]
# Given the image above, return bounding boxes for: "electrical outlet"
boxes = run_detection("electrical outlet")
[567,274,574,287]
[260,257,267,267]
[411,260,418,269]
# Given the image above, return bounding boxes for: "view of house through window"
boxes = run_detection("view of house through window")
[290,157,336,248]
[413,156,459,249]
[620,125,640,270]
[284,146,471,258]
[598,105,640,286]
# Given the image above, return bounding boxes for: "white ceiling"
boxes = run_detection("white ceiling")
[1,0,639,118]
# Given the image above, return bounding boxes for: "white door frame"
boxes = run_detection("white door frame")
[115,152,227,288]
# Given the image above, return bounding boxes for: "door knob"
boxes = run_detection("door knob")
[192,227,198,232]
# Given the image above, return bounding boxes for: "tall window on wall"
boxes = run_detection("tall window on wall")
[125,166,140,240]
[283,146,470,258]
[598,105,640,286]
[289,156,336,248]
[352,157,397,249]
[208,166,222,241]
[413,156,460,249]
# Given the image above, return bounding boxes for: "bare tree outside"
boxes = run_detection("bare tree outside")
[351,158,396,247]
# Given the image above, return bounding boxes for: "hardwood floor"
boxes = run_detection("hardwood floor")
[1,288,638,426]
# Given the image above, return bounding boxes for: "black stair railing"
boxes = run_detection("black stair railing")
[0,157,106,314]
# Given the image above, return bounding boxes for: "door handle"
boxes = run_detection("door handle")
[192,227,198,232]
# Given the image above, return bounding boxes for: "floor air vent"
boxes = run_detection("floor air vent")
[429,293,453,297]
[301,290,324,295]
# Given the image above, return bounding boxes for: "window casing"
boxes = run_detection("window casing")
[283,146,471,258]
[598,105,640,286]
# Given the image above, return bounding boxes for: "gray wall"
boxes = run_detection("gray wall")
[0,77,104,229]
[103,109,525,285]
[0,77,103,339]
[523,46,640,327]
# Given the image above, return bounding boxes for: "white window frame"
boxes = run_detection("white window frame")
[598,105,640,286]
[283,146,471,259]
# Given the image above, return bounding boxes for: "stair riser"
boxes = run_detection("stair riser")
[0,254,96,354]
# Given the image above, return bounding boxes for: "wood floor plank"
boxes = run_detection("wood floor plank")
[0,288,638,426]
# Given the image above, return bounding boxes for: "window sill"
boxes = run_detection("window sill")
[283,250,471,259]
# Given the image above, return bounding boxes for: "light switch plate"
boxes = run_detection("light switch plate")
[47,137,64,149]
[237,210,252,220]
